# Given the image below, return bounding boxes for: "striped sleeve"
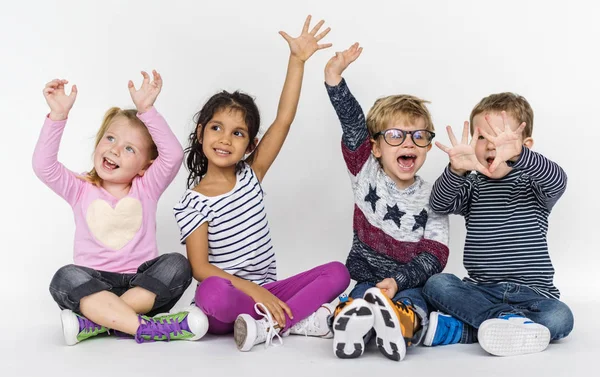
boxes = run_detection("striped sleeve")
[430,166,475,216]
[508,147,567,210]
[173,191,215,243]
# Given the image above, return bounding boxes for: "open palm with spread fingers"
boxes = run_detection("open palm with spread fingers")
[43,79,78,121]
[436,121,491,176]
[279,15,332,62]
[480,111,527,173]
[128,70,163,113]
[325,42,363,84]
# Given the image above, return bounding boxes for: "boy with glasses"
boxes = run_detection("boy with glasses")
[323,43,449,361]
[422,93,573,356]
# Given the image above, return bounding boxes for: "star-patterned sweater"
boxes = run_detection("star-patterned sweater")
[326,79,449,291]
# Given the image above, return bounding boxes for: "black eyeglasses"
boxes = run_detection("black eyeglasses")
[372,129,435,148]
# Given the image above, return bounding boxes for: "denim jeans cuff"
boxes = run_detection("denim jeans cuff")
[68,279,113,312]
[130,274,173,311]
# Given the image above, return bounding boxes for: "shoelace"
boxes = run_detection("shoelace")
[254,303,283,348]
[291,312,318,336]
[78,315,108,334]
[134,315,184,344]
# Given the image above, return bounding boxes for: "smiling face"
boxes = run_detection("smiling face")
[93,116,153,185]
[371,115,432,189]
[199,108,254,169]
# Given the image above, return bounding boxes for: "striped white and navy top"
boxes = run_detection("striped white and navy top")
[174,163,277,286]
[430,147,567,299]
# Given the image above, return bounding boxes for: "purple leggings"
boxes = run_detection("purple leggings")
[195,261,350,334]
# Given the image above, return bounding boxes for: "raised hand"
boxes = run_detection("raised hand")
[279,15,332,62]
[376,278,398,300]
[43,79,77,121]
[128,70,162,113]
[247,284,293,328]
[480,111,527,173]
[436,121,491,176]
[325,42,363,85]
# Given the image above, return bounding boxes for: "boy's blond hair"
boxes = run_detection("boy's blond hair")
[82,107,158,186]
[470,92,534,138]
[366,95,434,136]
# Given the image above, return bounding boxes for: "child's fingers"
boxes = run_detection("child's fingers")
[477,162,491,176]
[140,71,150,85]
[516,122,527,135]
[484,114,502,136]
[446,125,458,146]
[302,15,311,33]
[278,31,292,43]
[279,301,293,320]
[470,127,481,147]
[69,85,78,99]
[479,127,494,142]
[127,80,137,96]
[315,26,331,41]
[310,19,325,35]
[461,121,470,144]
[317,43,333,50]
[435,141,451,153]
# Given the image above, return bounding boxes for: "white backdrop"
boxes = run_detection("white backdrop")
[1,0,598,315]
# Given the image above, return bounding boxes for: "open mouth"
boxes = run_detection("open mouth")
[486,157,495,167]
[103,157,119,170]
[397,154,416,171]
[214,148,231,157]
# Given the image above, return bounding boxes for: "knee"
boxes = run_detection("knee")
[162,253,193,283]
[50,264,90,292]
[423,273,460,297]
[323,261,351,291]
[542,302,575,340]
[195,277,232,315]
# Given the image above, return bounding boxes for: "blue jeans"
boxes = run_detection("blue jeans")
[350,282,430,346]
[422,273,574,341]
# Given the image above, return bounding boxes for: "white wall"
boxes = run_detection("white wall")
[1,0,598,311]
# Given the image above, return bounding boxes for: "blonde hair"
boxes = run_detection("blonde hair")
[470,92,534,138]
[82,107,159,186]
[366,95,434,136]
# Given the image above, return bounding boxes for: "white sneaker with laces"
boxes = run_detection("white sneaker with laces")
[285,303,336,338]
[234,303,283,352]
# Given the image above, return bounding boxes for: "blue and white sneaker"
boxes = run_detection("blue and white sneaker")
[478,315,551,356]
[423,311,463,346]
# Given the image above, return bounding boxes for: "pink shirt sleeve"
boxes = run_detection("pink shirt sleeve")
[32,116,85,206]
[136,107,185,201]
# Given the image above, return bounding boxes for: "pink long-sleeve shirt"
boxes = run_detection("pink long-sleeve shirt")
[32,107,184,273]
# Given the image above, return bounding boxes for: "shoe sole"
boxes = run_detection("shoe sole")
[478,319,551,356]
[234,314,256,352]
[332,299,374,359]
[183,305,209,341]
[60,310,79,346]
[364,289,407,361]
[423,311,440,347]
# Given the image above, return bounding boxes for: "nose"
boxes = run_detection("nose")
[486,140,495,150]
[403,133,416,147]
[219,134,232,145]
[109,146,120,156]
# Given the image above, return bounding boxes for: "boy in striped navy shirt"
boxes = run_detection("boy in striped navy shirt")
[423,93,574,356]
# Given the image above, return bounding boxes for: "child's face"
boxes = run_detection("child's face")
[472,111,533,179]
[371,116,432,189]
[93,116,152,185]
[200,109,253,169]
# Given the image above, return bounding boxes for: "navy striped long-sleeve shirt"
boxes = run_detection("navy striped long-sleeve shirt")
[430,147,567,299]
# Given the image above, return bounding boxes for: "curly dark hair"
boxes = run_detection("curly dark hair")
[185,91,261,188]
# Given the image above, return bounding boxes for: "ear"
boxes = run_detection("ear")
[246,137,259,154]
[523,137,534,149]
[138,160,154,177]
[371,138,382,158]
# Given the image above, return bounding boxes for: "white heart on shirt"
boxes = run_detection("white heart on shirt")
[86,198,143,250]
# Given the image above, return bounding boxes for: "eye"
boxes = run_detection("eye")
[125,146,135,153]
[107,136,115,142]
[234,130,246,137]
[210,125,221,131]
[478,135,485,140]
[413,131,424,140]
[387,129,404,140]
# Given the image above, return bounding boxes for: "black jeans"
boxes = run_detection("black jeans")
[49,253,192,317]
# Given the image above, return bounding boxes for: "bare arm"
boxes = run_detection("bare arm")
[250,15,332,182]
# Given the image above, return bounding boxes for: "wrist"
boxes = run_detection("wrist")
[324,71,343,86]
[289,54,306,65]
[449,165,468,176]
[48,111,68,121]
[136,105,153,114]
